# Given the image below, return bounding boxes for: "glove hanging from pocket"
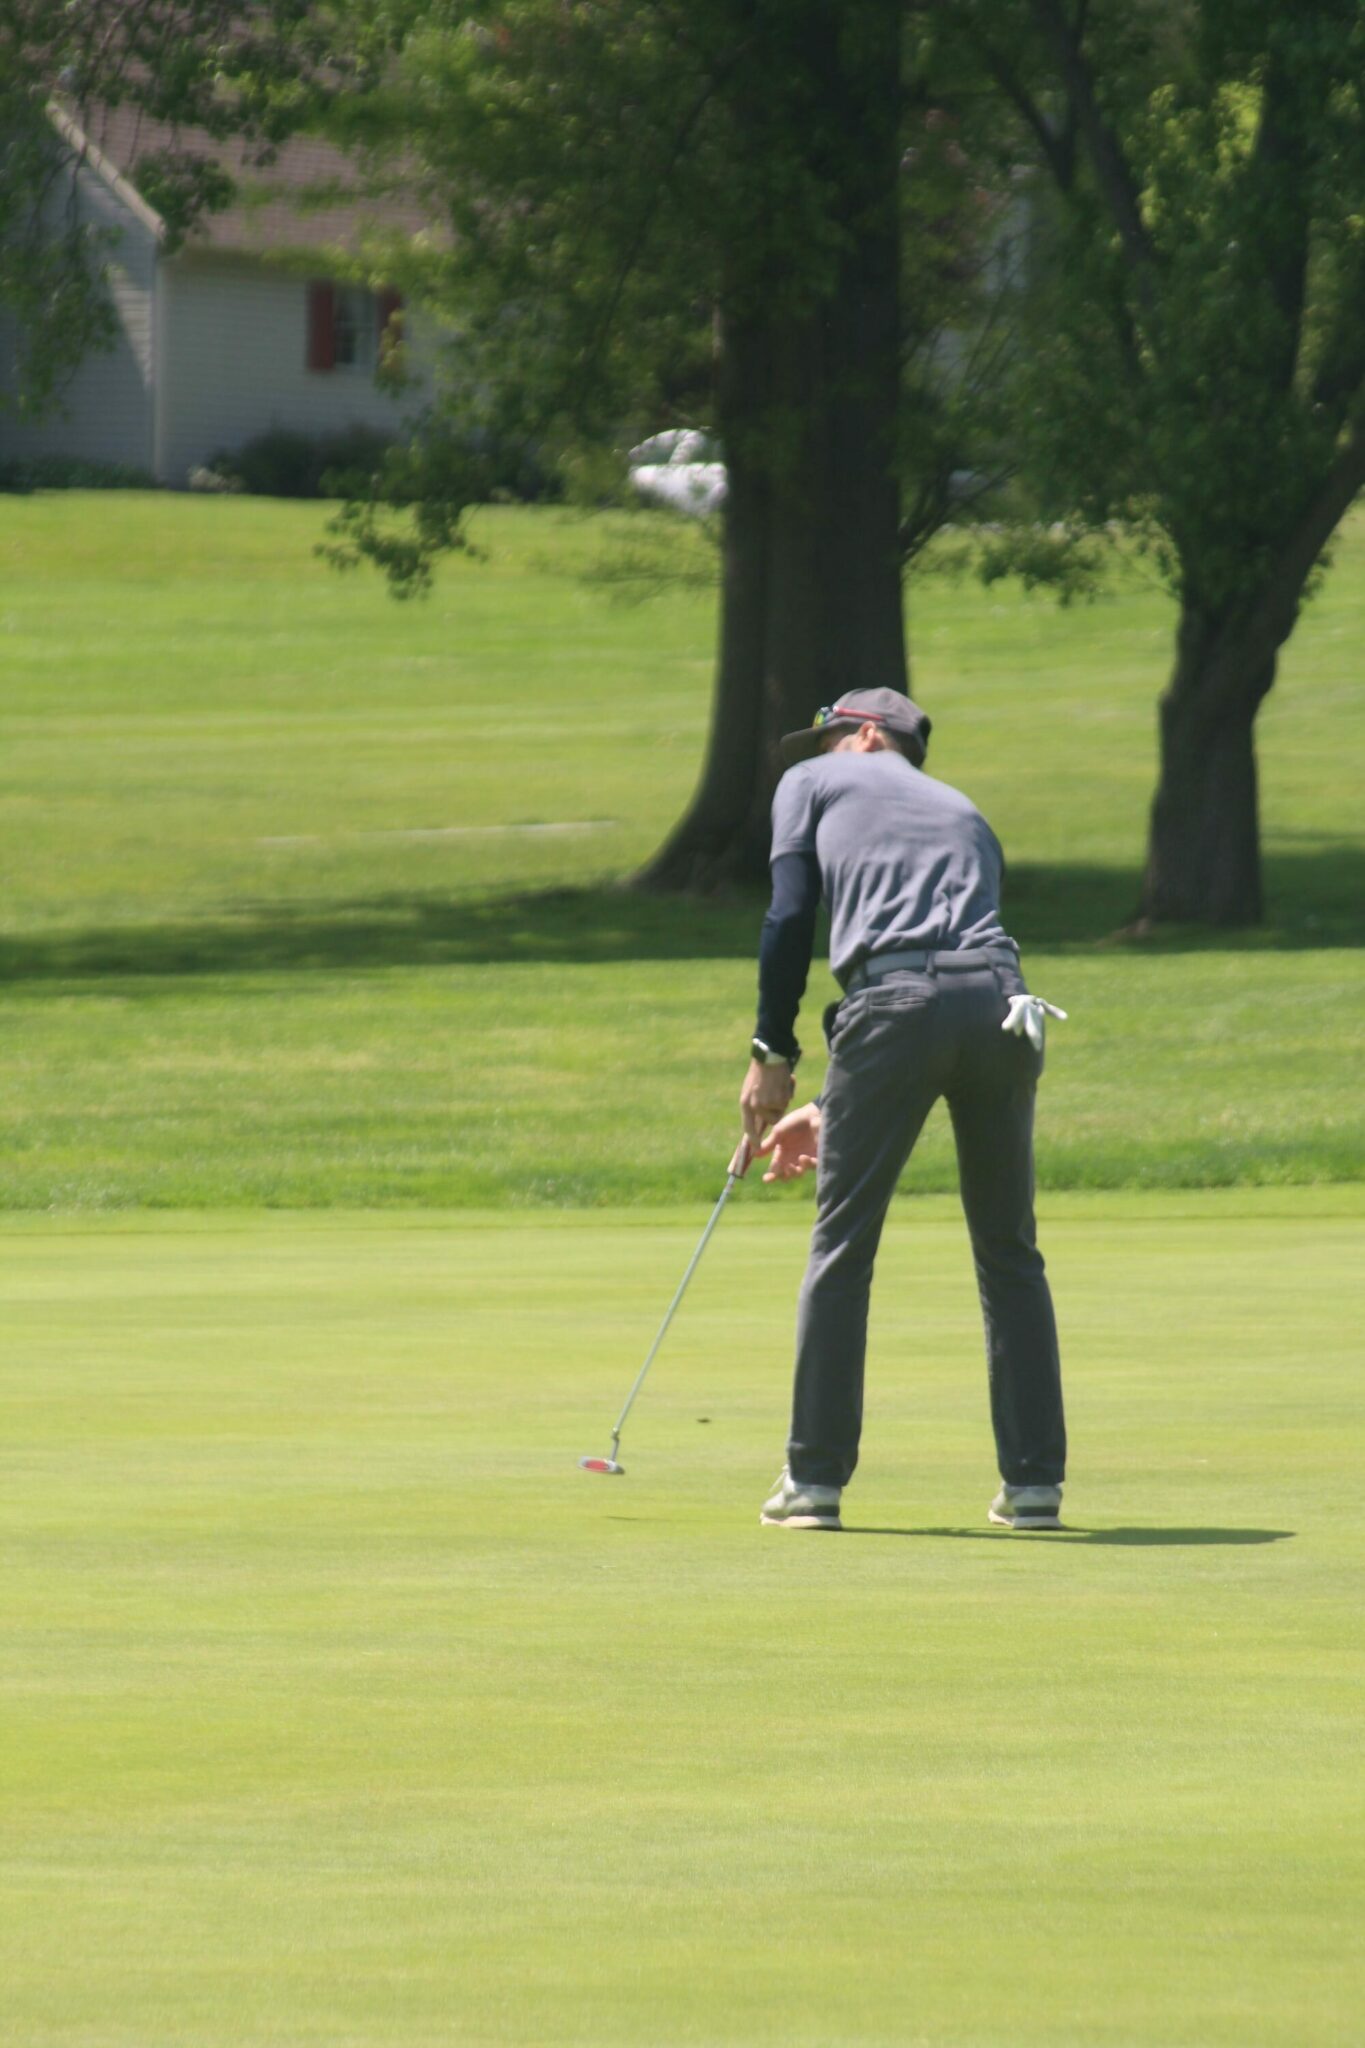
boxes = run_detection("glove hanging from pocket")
[1001,994,1068,1053]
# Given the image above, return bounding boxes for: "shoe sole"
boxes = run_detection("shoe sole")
[760,1512,842,1530]
[988,1508,1062,1530]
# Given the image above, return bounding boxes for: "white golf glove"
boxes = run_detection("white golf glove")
[1001,994,1068,1052]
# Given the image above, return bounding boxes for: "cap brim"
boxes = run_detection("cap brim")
[778,718,856,766]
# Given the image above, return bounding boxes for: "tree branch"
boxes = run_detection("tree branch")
[972,31,1075,191]
[1311,238,1365,413]
[1258,412,1365,639]
[1250,54,1312,395]
[1314,332,1365,415]
[1196,411,1365,726]
[1028,0,1156,307]
[576,37,753,401]
[972,0,1148,385]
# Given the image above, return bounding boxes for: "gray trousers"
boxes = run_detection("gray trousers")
[788,954,1065,1490]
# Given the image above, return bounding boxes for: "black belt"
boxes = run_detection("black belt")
[844,945,1010,996]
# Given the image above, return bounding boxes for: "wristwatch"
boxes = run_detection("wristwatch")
[751,1036,801,1072]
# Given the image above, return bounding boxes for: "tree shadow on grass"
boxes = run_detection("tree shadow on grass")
[1003,845,1364,949]
[0,884,763,984]
[1,845,1359,985]
[845,1526,1294,1545]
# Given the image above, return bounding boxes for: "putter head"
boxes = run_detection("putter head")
[579,1455,625,1475]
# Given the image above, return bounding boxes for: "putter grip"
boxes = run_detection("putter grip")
[728,1136,753,1178]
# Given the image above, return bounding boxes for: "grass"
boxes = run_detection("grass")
[4,949,1361,1208]
[1,496,1362,2045]
[2,1192,1362,2047]
[1,493,1361,1208]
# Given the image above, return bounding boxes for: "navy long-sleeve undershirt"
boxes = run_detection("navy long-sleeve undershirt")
[755,850,821,1060]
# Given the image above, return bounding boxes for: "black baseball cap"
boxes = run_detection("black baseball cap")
[779,687,932,768]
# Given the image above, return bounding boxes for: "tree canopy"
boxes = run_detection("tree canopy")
[326,1,1009,573]
[328,0,1363,921]
[961,0,1365,919]
[325,1,1024,883]
[7,1,1359,925]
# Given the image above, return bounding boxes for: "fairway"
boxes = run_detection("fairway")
[1,496,1362,1210]
[3,1192,1362,2047]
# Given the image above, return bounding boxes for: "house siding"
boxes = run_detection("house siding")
[0,156,159,471]
[155,254,426,486]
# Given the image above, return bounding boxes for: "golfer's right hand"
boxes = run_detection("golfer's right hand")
[740,1058,795,1146]
[757,1104,822,1183]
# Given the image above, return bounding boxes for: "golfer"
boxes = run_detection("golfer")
[740,687,1066,1532]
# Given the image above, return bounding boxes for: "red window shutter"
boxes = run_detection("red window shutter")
[307,282,336,371]
[376,288,403,344]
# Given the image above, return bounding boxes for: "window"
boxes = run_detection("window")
[331,287,374,371]
[306,282,403,375]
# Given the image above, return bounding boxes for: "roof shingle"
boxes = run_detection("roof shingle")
[67,101,431,254]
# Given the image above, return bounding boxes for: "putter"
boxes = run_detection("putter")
[580,1136,752,1474]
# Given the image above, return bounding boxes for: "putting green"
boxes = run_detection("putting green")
[2,1191,1361,2046]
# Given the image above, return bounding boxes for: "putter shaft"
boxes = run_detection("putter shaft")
[605,1136,750,1454]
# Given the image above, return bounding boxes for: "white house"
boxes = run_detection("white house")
[0,104,435,486]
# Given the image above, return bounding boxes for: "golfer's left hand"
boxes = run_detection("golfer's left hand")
[757,1103,821,1182]
[740,1058,795,1146]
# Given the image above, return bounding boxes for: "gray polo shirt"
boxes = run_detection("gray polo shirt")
[770,750,1013,985]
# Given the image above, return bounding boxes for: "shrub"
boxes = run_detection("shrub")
[205,425,394,500]
[0,457,156,493]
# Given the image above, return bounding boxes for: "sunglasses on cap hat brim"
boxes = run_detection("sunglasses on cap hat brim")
[812,703,886,731]
[777,703,884,764]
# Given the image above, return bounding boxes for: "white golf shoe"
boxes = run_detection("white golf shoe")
[988,1482,1063,1530]
[760,1467,842,1530]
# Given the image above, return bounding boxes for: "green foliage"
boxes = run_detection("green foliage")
[0,1,342,416]
[317,419,501,593]
[960,0,1365,619]
[940,519,1113,605]
[317,0,743,588]
[0,88,114,416]
[323,1,1022,591]
[0,454,154,492]
[130,148,237,254]
[207,423,395,500]
[338,2,727,429]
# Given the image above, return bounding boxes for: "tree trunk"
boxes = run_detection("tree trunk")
[1139,421,1365,928]
[636,307,777,889]
[1139,604,1279,926]
[638,0,907,892]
